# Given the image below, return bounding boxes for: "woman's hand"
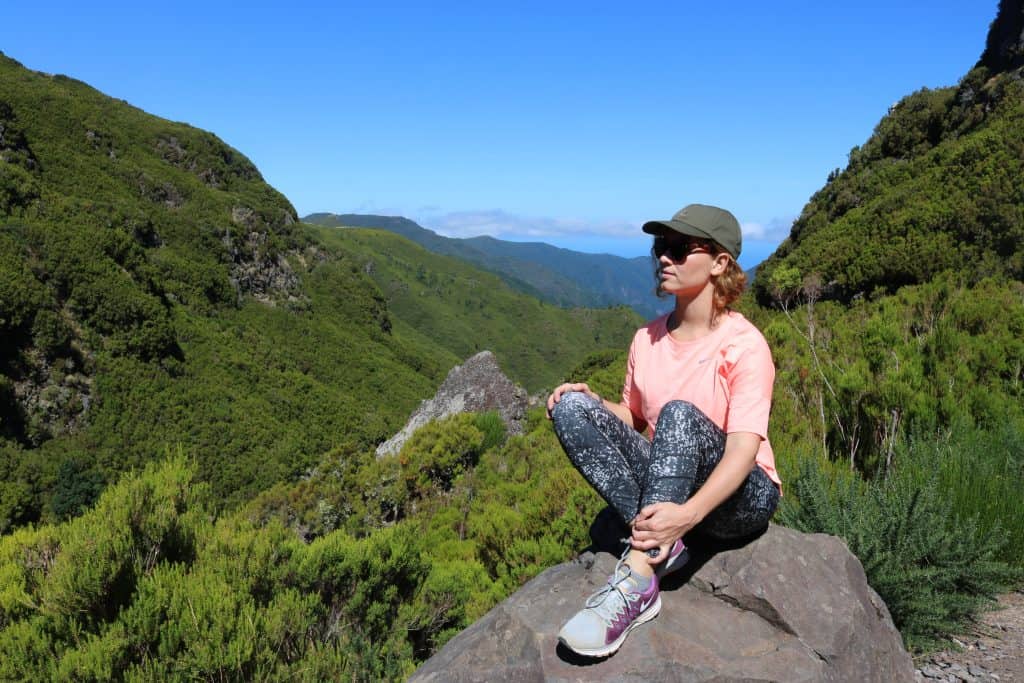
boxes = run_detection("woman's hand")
[545,382,600,419]
[630,501,704,564]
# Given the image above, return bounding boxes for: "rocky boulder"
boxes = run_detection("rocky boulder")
[410,523,914,682]
[376,350,529,457]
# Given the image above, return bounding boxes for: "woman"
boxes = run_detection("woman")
[546,203,781,658]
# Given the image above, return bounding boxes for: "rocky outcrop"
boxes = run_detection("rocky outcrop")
[222,211,306,306]
[376,351,528,457]
[410,522,915,682]
[4,350,92,447]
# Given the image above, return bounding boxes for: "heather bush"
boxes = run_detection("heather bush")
[777,445,1022,651]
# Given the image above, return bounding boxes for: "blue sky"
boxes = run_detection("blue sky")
[2,1,997,268]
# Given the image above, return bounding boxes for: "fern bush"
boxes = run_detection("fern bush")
[778,452,1021,651]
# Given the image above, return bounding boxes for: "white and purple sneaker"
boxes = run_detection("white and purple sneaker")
[653,538,689,580]
[557,555,661,658]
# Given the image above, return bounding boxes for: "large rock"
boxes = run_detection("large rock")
[376,350,528,457]
[410,523,914,682]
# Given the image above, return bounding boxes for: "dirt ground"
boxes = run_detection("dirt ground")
[915,591,1024,682]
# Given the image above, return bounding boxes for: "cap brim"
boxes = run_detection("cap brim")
[641,219,716,242]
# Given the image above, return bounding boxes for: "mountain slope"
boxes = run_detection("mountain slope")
[753,5,1024,305]
[0,53,639,528]
[304,213,666,318]
[0,51,461,520]
[309,225,642,392]
[742,0,1024,471]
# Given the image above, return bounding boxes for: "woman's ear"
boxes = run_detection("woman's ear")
[710,253,731,275]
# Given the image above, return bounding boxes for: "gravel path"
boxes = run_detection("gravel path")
[915,591,1024,682]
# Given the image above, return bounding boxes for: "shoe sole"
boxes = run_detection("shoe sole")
[558,596,662,658]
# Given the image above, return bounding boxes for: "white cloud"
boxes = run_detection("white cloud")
[415,208,638,241]
[742,216,795,242]
[339,203,796,254]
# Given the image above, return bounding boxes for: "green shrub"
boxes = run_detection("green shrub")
[0,235,46,335]
[49,458,105,521]
[472,411,507,452]
[901,422,1024,564]
[399,414,485,497]
[778,452,1022,651]
[30,309,73,358]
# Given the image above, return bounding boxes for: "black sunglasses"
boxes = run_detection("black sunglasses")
[652,235,711,261]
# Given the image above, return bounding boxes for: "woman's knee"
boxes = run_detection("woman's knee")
[658,400,702,425]
[551,391,596,428]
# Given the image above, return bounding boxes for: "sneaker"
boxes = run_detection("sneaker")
[652,538,689,579]
[557,553,661,657]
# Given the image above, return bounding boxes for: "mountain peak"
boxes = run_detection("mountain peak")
[978,0,1024,73]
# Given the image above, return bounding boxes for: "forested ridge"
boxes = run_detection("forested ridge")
[754,4,1024,303]
[304,212,664,317]
[2,1,1024,679]
[0,51,639,528]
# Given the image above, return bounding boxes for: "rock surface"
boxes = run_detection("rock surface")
[410,523,915,682]
[376,350,528,457]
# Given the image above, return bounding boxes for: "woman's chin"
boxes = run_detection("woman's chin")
[659,283,680,296]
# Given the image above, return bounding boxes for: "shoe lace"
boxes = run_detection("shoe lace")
[584,546,642,626]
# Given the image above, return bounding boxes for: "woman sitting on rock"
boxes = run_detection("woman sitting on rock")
[546,203,781,658]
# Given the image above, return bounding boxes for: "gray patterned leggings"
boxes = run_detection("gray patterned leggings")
[551,392,779,539]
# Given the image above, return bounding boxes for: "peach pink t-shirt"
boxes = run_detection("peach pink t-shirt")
[621,310,781,487]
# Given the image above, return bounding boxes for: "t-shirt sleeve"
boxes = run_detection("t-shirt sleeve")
[724,336,775,438]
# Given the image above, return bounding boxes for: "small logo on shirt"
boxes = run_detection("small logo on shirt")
[697,358,711,364]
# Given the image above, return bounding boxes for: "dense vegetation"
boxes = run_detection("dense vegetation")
[0,412,606,681]
[310,225,640,392]
[0,52,639,532]
[305,213,664,317]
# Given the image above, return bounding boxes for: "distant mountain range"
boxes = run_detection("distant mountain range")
[303,213,669,319]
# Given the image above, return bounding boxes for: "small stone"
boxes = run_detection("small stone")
[921,665,945,678]
[968,665,987,677]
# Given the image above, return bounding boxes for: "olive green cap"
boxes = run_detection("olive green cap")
[642,203,742,259]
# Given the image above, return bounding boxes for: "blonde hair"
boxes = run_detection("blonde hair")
[710,243,747,311]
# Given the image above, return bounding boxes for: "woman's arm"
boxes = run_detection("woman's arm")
[629,431,761,552]
[684,431,760,519]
